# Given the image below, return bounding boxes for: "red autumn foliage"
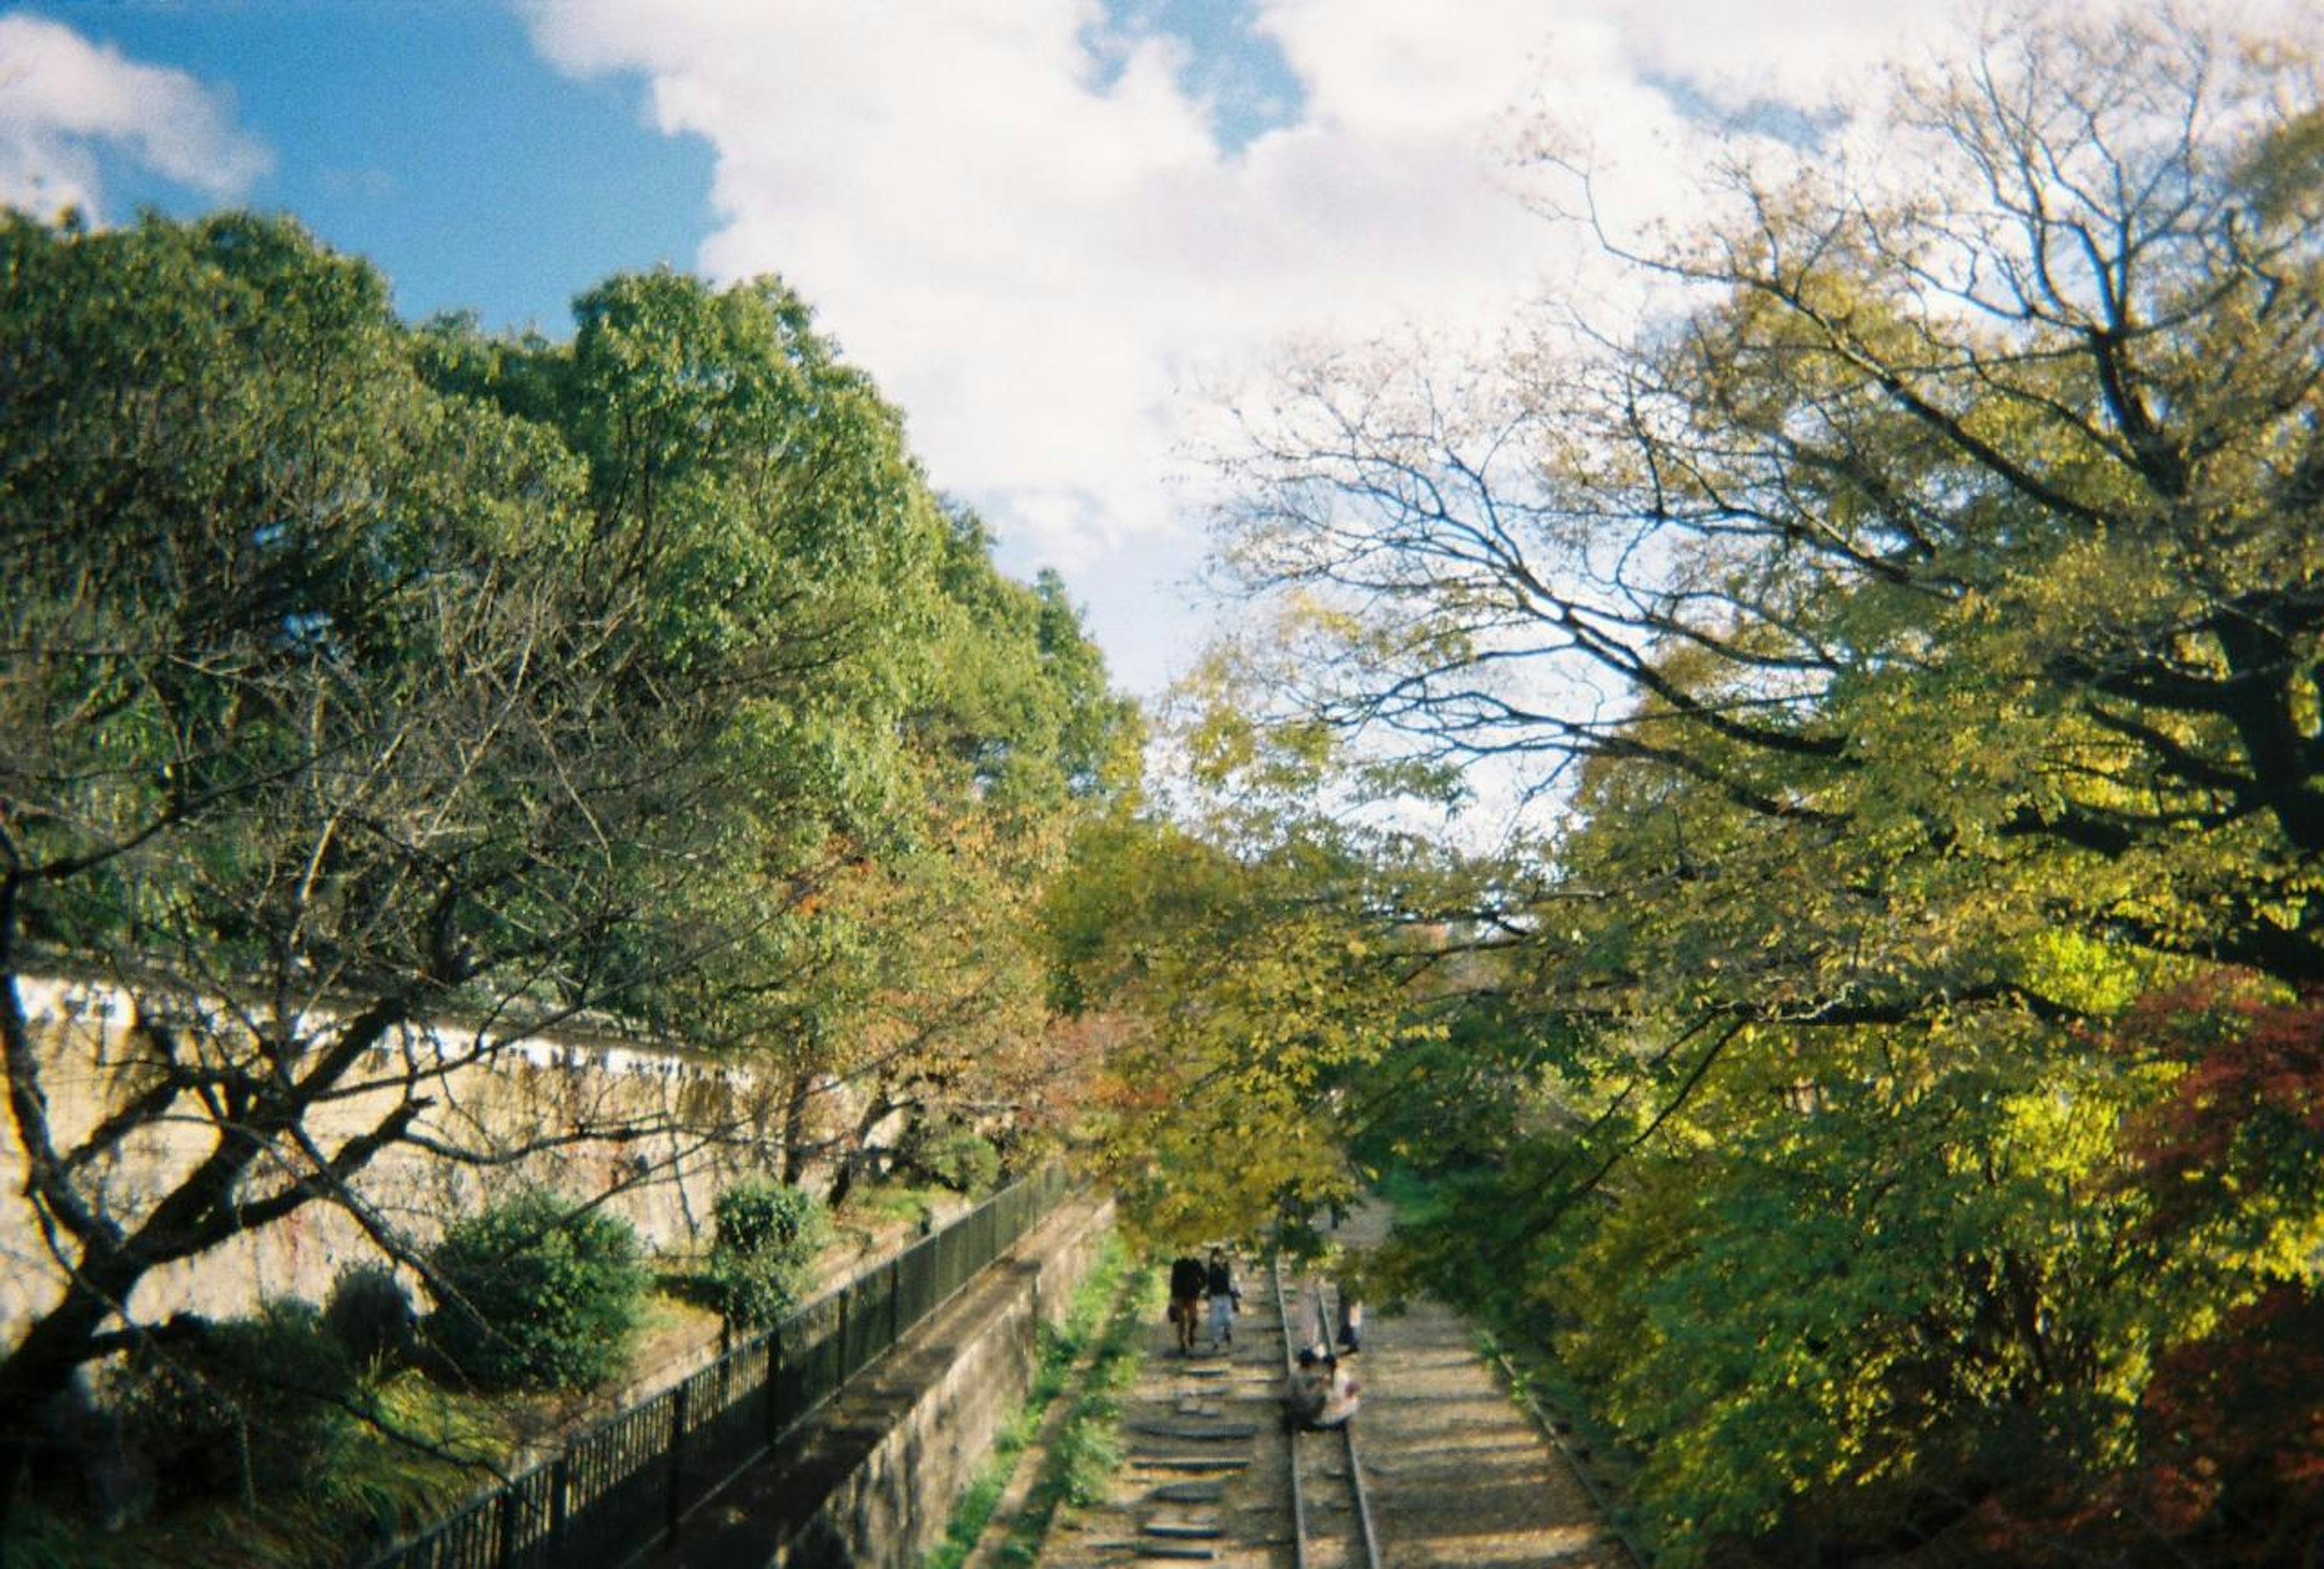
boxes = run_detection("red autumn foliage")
[1971,984,2324,1566]
[2136,1284,2324,1564]
[2129,982,2324,1232]
[2108,984,2322,1563]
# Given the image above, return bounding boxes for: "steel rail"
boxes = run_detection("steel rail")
[1273,1256,1316,1568]
[1488,1343,1653,1569]
[1277,1263,1384,1569]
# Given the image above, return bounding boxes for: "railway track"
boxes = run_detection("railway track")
[1045,1219,1627,1567]
[1274,1262,1382,1569]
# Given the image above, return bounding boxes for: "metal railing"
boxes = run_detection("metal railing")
[364,1165,1071,1569]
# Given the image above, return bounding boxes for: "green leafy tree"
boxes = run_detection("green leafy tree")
[0,214,1135,1533]
[429,291,1138,1197]
[1203,13,2322,1564]
[1043,666,1462,1249]
[702,1177,829,1330]
[1968,985,2324,1565]
[0,211,669,1512]
[1217,15,2322,993]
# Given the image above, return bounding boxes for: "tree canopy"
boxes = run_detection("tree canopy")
[1169,14,2322,1564]
[0,210,1134,1522]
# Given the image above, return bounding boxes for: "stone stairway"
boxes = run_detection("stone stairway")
[1042,1291,1287,1567]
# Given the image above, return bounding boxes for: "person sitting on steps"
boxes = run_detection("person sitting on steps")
[1285,1343,1361,1430]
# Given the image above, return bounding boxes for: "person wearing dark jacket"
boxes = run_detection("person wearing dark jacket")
[1167,1253,1206,1354]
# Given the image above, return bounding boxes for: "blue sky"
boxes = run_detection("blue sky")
[18,0,1315,333]
[16,2,711,331]
[7,0,2291,698]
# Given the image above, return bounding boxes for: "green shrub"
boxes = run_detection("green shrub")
[703,1177,829,1329]
[426,1192,648,1390]
[324,1261,419,1371]
[898,1116,1001,1195]
[111,1298,356,1505]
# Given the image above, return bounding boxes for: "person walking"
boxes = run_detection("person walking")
[1167,1252,1206,1355]
[1204,1246,1240,1349]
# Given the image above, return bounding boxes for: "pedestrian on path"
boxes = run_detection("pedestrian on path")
[1204,1246,1240,1349]
[1167,1252,1206,1354]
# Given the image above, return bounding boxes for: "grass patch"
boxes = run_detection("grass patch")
[838,1181,949,1237]
[922,1234,1135,1569]
[11,1369,516,1569]
[985,1259,1157,1567]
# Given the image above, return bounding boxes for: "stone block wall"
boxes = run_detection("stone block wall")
[2,972,834,1346]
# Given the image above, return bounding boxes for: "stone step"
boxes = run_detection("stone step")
[1131,1420,1259,1442]
[1144,1518,1224,1540]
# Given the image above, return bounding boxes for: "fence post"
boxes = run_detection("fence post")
[549,1452,570,1569]
[666,1381,691,1545]
[497,1484,521,1569]
[890,1257,902,1346]
[766,1326,784,1444]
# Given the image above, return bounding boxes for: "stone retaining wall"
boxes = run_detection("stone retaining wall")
[2,973,851,1345]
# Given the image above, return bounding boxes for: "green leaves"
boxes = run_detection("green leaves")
[427,1194,649,1391]
[0,209,1136,1493]
[1184,15,2324,1564]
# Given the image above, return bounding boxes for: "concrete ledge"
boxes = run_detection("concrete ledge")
[644,1192,1114,1569]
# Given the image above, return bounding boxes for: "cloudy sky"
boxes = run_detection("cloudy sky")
[0,1,2301,696]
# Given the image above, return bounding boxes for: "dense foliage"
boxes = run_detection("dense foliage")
[425,1192,649,1392]
[1080,13,2324,1566]
[703,1177,830,1330]
[110,1298,358,1508]
[322,1264,421,1373]
[0,208,1134,1527]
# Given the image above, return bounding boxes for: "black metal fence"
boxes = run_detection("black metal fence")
[363,1165,1071,1569]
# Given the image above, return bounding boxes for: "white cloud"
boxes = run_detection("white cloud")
[516,0,2310,694]
[0,13,272,218]
[519,1,1572,691]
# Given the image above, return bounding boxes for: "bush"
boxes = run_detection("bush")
[703,1177,829,1329]
[111,1298,356,1505]
[427,1192,648,1390]
[324,1261,419,1371]
[898,1116,1002,1196]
